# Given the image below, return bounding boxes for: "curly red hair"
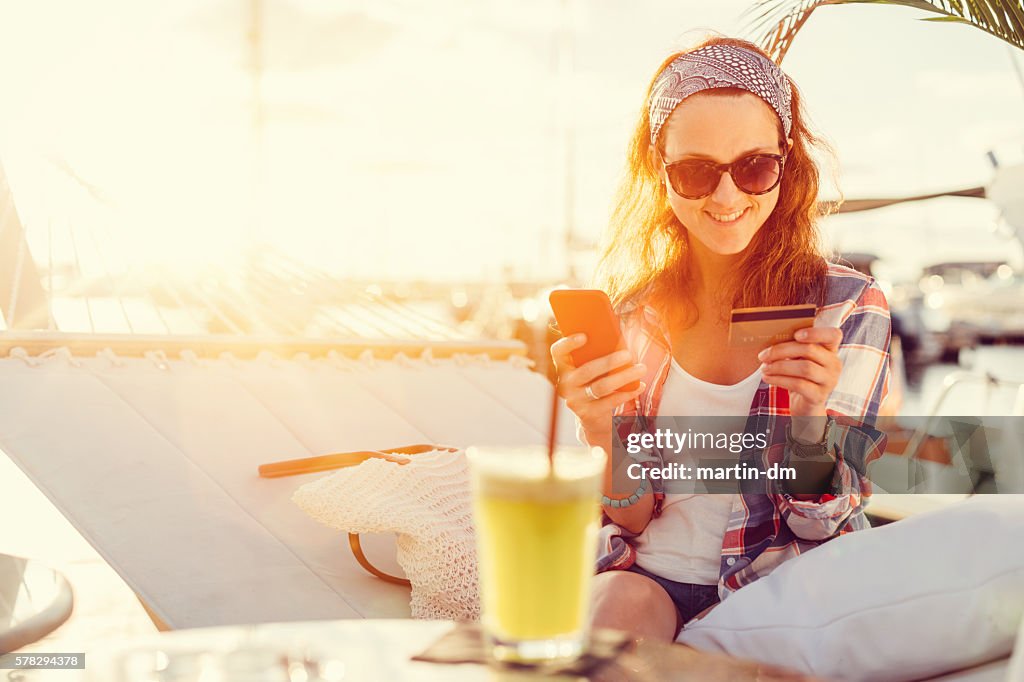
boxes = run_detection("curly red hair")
[594,36,835,319]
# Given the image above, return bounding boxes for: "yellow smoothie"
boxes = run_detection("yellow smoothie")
[467,447,605,657]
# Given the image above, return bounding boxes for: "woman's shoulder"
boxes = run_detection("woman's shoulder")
[611,290,672,352]
[818,260,890,339]
[615,297,665,335]
[611,283,662,322]
[822,260,884,306]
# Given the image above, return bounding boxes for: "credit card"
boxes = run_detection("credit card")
[727,304,817,350]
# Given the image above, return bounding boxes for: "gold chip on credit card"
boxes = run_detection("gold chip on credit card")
[727,304,817,350]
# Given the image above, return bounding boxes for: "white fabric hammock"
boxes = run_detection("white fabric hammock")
[0,347,576,629]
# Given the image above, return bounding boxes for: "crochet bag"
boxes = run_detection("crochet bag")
[261,445,479,620]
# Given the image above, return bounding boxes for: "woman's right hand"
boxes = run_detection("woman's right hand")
[550,334,647,442]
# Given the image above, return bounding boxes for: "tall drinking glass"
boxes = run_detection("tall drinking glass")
[466,446,606,663]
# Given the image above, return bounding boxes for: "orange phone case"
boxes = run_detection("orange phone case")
[549,289,640,391]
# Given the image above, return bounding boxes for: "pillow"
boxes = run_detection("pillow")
[677,495,1024,682]
[292,449,479,621]
[1008,615,1024,680]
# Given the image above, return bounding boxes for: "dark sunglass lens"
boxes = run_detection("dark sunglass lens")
[670,161,720,198]
[733,156,781,194]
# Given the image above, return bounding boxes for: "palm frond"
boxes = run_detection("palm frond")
[748,0,1024,63]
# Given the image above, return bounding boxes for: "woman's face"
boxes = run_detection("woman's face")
[657,91,790,256]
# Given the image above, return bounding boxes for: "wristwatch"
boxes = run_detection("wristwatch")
[785,416,836,458]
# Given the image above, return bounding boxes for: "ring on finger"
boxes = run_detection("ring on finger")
[585,385,600,401]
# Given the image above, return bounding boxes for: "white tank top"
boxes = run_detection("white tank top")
[633,358,761,585]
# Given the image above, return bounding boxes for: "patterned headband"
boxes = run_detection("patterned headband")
[648,44,793,145]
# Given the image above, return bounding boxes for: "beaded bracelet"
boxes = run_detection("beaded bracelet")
[601,476,649,508]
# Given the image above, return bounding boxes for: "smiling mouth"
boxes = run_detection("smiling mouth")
[706,207,748,225]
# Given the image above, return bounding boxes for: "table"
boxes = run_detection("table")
[0,553,74,653]
[70,620,817,681]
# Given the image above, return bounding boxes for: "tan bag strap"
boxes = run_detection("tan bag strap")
[348,533,411,587]
[260,444,459,585]
[258,443,457,478]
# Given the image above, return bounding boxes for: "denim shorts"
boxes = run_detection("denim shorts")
[626,563,721,633]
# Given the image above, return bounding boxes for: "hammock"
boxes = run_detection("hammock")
[0,346,576,629]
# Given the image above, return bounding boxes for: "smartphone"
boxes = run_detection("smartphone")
[548,289,641,391]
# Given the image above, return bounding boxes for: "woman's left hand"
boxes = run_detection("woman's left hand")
[758,327,843,418]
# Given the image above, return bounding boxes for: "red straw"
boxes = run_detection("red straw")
[546,380,559,475]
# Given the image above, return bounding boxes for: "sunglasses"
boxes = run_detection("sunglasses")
[662,152,786,200]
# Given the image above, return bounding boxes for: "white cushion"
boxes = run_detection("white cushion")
[677,495,1024,682]
[1007,615,1024,682]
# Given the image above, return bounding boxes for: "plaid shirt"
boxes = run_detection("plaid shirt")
[594,262,891,598]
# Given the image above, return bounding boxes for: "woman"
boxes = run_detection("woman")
[550,37,891,643]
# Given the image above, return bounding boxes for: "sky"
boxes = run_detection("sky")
[0,0,1021,282]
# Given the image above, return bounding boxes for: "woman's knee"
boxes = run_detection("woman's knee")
[591,571,679,637]
[593,571,664,607]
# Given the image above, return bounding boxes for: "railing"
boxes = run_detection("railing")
[905,370,1024,460]
[0,331,525,360]
[896,370,1024,497]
